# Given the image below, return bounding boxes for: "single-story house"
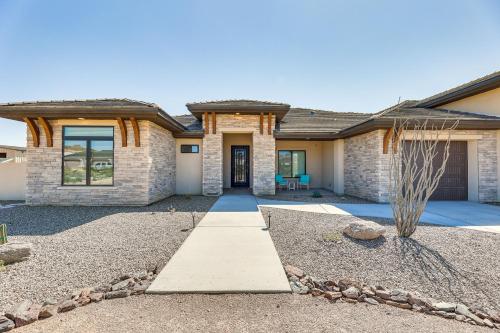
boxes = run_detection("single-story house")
[0,145,26,160]
[0,72,499,205]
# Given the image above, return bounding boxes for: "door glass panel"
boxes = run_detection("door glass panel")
[234,149,246,183]
[90,140,114,185]
[63,140,87,185]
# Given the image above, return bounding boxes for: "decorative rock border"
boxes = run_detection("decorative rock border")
[285,265,500,330]
[0,268,158,332]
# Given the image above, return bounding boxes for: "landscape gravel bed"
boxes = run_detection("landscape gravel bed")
[0,195,216,313]
[263,207,500,311]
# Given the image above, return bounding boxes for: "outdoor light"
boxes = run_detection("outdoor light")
[267,211,271,229]
[77,117,85,120]
[191,211,197,229]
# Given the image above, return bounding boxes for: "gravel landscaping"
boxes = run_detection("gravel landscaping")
[0,195,216,313]
[263,207,500,311]
[15,294,492,333]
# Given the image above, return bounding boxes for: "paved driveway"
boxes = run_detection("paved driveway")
[257,199,500,234]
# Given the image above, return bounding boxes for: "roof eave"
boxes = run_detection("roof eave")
[416,75,500,108]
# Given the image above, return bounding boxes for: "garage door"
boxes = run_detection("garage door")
[404,141,468,201]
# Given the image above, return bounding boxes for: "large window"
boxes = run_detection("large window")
[278,150,306,177]
[63,127,114,186]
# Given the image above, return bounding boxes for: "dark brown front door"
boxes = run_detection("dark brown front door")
[405,141,468,201]
[231,146,250,187]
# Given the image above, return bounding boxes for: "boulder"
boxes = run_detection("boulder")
[432,302,456,312]
[455,304,483,325]
[324,291,342,301]
[39,305,57,319]
[389,289,409,303]
[89,292,104,303]
[0,242,33,264]
[342,286,360,299]
[5,301,41,327]
[57,300,78,313]
[289,281,309,294]
[284,265,304,278]
[343,220,386,240]
[0,316,15,333]
[112,278,135,291]
[386,300,412,309]
[364,297,379,305]
[105,290,130,300]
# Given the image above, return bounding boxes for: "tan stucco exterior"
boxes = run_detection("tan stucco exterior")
[176,138,203,195]
[275,140,324,188]
[440,87,500,116]
[0,159,26,200]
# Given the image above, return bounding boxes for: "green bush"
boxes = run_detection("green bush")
[0,224,7,245]
[311,191,323,198]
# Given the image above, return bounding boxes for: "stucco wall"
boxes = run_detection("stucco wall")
[223,133,252,188]
[344,129,499,203]
[176,138,203,195]
[321,141,334,190]
[26,119,175,206]
[440,87,500,116]
[0,160,26,200]
[275,140,323,188]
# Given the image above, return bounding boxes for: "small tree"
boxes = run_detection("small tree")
[388,118,459,237]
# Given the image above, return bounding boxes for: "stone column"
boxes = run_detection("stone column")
[202,133,223,195]
[252,129,275,196]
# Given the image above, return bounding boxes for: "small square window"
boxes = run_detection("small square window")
[181,144,199,153]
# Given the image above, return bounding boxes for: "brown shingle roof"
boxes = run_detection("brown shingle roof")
[0,98,158,108]
[416,71,500,108]
[186,99,289,108]
[279,108,371,133]
[173,114,202,131]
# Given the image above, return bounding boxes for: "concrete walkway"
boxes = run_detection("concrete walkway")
[257,198,500,234]
[147,195,291,294]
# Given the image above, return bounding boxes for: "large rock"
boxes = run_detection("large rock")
[0,242,33,264]
[342,286,360,299]
[343,220,386,240]
[455,304,483,325]
[5,300,41,327]
[284,265,304,278]
[0,316,15,332]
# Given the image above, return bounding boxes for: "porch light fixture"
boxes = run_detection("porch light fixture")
[235,112,240,115]
[77,118,85,120]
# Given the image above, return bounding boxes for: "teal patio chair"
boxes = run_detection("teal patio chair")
[298,174,310,190]
[275,174,287,190]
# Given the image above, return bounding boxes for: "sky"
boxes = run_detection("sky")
[0,0,499,147]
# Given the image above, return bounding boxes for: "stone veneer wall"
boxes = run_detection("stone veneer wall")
[344,130,387,202]
[26,119,175,206]
[201,114,275,196]
[344,129,498,203]
[148,122,176,202]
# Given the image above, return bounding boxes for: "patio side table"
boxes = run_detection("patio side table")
[287,179,296,191]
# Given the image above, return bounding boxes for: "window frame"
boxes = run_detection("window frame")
[61,126,115,187]
[180,144,199,154]
[277,150,306,178]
